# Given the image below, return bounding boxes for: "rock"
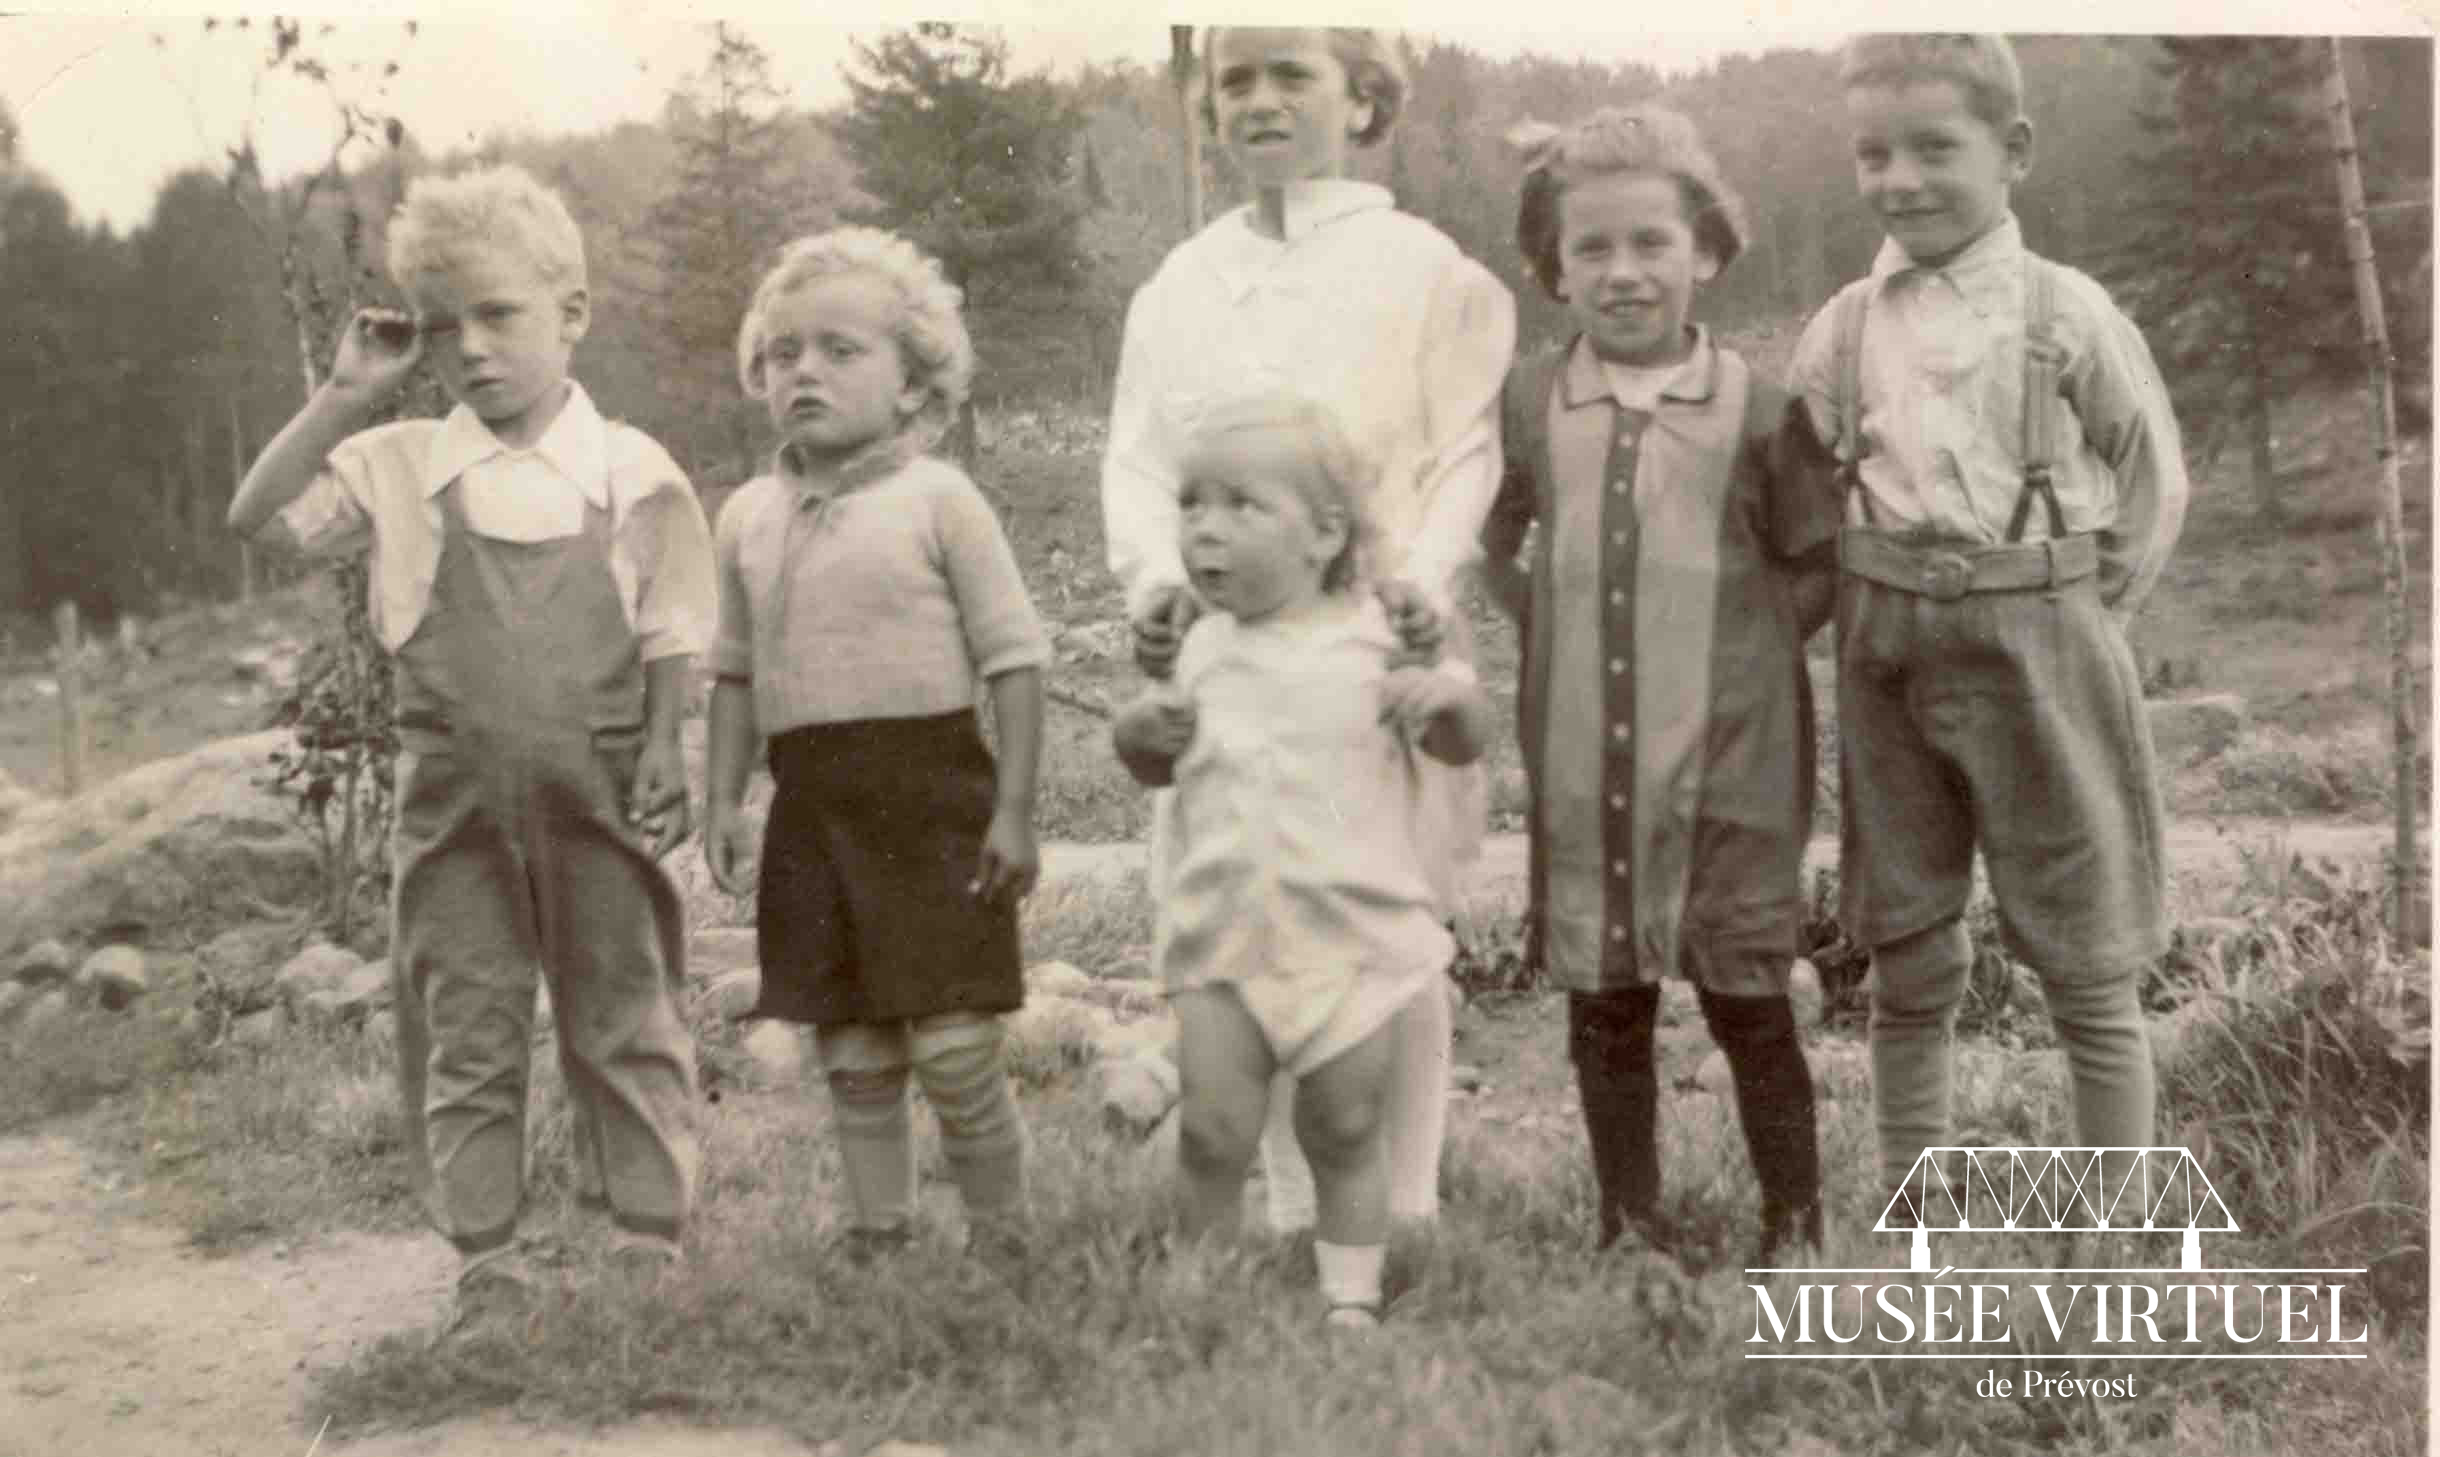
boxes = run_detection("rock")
[1087,1008,1178,1064]
[0,730,317,951]
[1788,957,1824,1027]
[1692,1048,1733,1097]
[274,941,363,1010]
[1024,960,1093,1000]
[231,1006,286,1046]
[300,961,392,1029]
[1096,1049,1180,1137]
[1004,996,1116,1068]
[701,967,763,1022]
[688,926,758,979]
[740,1020,807,1087]
[12,938,74,986]
[18,986,72,1034]
[1072,975,1167,1018]
[76,945,147,1010]
[2148,693,2248,764]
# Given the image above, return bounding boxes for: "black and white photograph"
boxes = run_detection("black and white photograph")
[0,2,2430,1452]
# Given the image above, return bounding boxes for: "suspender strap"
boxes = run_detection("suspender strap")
[1831,282,1876,527]
[2006,258,2068,543]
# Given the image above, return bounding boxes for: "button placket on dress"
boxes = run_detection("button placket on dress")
[1600,413,1643,972]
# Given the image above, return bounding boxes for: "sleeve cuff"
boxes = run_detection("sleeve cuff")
[706,637,754,678]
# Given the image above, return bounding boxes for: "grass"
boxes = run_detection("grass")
[32,853,2410,1454]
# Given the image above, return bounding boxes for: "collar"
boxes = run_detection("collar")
[423,381,608,507]
[775,417,937,506]
[1209,180,1393,301]
[1868,212,2024,315]
[1559,327,1718,411]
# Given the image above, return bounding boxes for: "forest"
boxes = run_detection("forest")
[0,26,2429,620]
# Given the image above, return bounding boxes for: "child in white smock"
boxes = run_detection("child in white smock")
[1113,392,1491,1330]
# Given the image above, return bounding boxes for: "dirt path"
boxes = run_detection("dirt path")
[0,1128,830,1457]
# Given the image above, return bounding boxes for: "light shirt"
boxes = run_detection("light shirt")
[275,383,714,661]
[1101,179,1517,622]
[711,453,1049,733]
[1787,214,2190,612]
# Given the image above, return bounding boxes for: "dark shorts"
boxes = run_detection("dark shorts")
[752,711,1024,1027]
[1835,560,2167,977]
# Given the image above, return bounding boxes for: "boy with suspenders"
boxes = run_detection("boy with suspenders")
[1787,36,2190,1209]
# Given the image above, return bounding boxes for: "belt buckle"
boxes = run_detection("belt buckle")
[1920,552,1974,601]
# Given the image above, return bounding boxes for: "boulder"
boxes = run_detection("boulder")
[739,1021,808,1087]
[1004,996,1116,1068]
[2148,694,2248,764]
[700,967,763,1022]
[0,730,317,952]
[1024,960,1094,1000]
[1788,957,1824,1028]
[300,961,392,1029]
[1096,1049,1180,1137]
[12,938,74,987]
[1087,1009,1178,1065]
[687,926,758,979]
[76,945,147,1010]
[274,941,363,1010]
[18,986,72,1035]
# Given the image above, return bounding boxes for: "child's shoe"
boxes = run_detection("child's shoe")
[832,1222,915,1267]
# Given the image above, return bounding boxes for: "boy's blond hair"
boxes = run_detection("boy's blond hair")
[1195,27,1408,148]
[736,227,974,436]
[1511,104,1747,302]
[1175,389,1379,595]
[386,164,586,294]
[1838,34,2025,131]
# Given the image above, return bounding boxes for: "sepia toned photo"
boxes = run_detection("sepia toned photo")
[0,2,2429,1452]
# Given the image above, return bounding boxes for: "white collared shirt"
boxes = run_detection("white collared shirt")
[1101,178,1517,622]
[1788,214,2190,613]
[274,382,715,660]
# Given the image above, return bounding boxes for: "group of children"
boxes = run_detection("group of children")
[228,28,2187,1337]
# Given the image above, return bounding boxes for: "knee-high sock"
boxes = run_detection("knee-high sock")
[1568,985,1660,1245]
[1868,918,1973,1195]
[827,1065,916,1231]
[913,1023,1026,1219]
[2041,971,2156,1200]
[1696,988,1820,1213]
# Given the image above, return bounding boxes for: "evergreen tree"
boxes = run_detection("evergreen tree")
[635,23,826,485]
[2110,37,2355,521]
[831,23,1093,452]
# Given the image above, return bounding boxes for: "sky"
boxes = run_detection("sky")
[3,0,2433,232]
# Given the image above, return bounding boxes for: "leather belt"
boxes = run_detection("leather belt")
[1838,529,2097,601]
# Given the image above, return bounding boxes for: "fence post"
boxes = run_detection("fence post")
[53,602,85,795]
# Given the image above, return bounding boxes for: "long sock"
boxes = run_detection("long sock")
[914,1026,1027,1219]
[1868,919,1973,1197]
[1568,986,1660,1244]
[1697,988,1821,1213]
[826,1066,916,1231]
[2041,971,2156,1206]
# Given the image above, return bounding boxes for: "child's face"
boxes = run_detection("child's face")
[759,271,925,464]
[1177,428,1347,625]
[1555,171,1717,368]
[408,247,587,448]
[1208,28,1364,190]
[1846,80,2031,267]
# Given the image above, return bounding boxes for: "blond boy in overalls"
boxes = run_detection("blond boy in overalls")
[229,165,715,1324]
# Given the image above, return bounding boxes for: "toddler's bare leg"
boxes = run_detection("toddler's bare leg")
[1173,989,1276,1242]
[1295,1006,1401,1251]
[1382,974,1452,1222]
[1256,1071,1316,1233]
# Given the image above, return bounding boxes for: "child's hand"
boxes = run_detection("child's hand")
[1376,580,1443,668]
[702,802,758,897]
[328,308,422,404]
[628,735,691,859]
[1113,689,1196,787]
[1130,584,1203,680]
[972,806,1039,906]
[1380,665,1491,766]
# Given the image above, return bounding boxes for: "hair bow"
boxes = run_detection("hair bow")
[1503,119,1565,173]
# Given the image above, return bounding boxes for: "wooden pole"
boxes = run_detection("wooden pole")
[1170,26,1205,235]
[53,602,84,796]
[2320,39,2423,949]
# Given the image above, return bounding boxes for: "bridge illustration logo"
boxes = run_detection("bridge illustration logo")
[1876,1145,2237,1272]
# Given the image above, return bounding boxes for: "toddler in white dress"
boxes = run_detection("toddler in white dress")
[1113,392,1490,1330]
